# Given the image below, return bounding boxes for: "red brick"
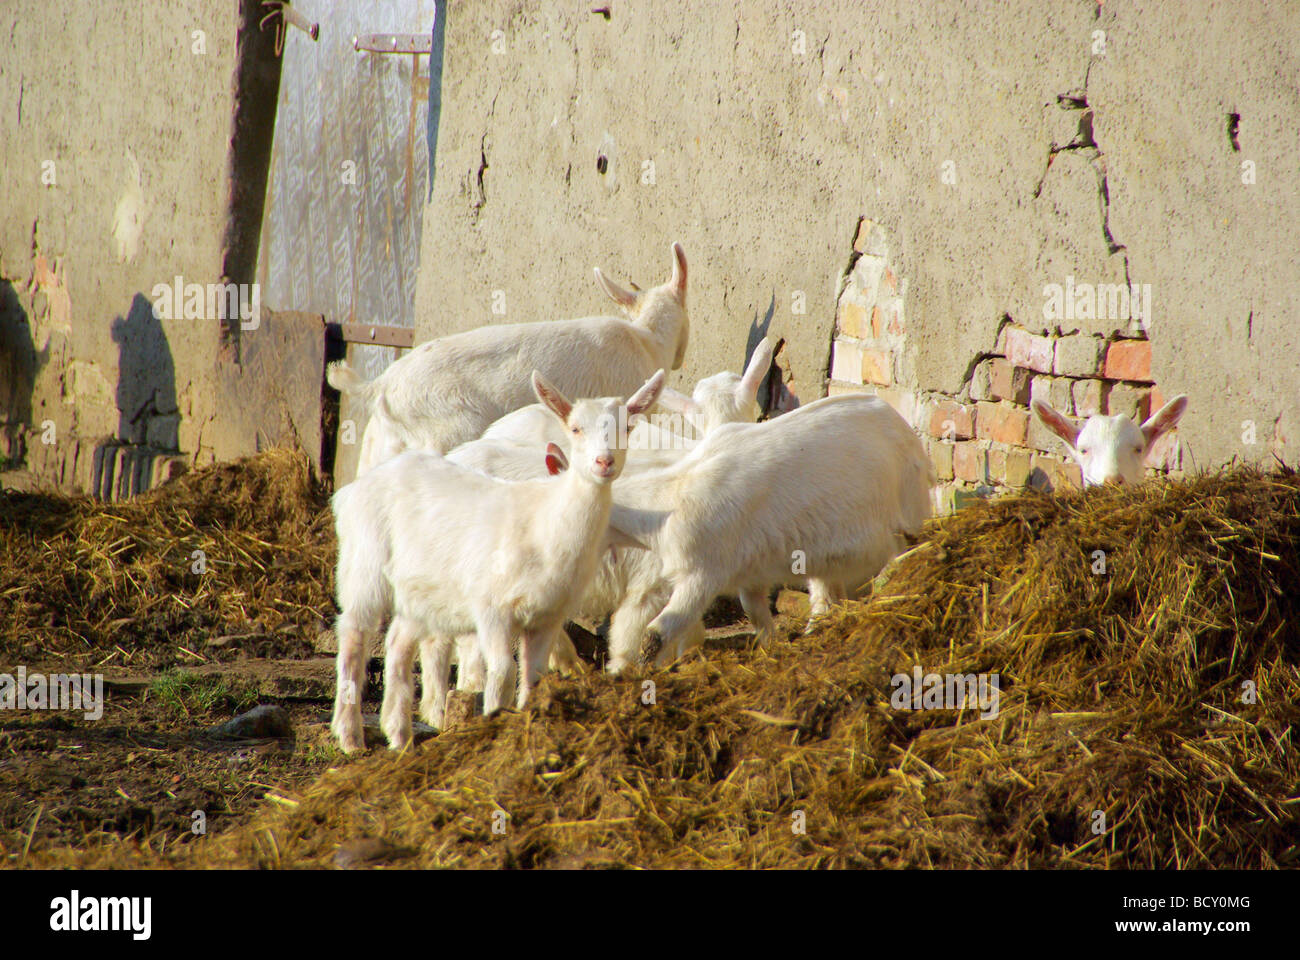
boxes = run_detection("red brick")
[870,305,882,337]
[1003,327,1055,374]
[975,401,1030,445]
[952,441,986,482]
[1103,339,1152,382]
[929,401,974,440]
[988,358,1032,405]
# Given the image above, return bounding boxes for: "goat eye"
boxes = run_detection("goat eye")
[1079,447,1090,455]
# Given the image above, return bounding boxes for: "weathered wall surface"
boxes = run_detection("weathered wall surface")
[412,0,1299,492]
[0,2,245,491]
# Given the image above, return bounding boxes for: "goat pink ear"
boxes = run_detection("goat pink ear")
[1141,394,1188,448]
[669,242,687,301]
[1032,399,1080,448]
[544,442,568,476]
[594,268,638,310]
[531,371,573,423]
[627,369,666,417]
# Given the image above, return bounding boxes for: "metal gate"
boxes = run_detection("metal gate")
[254,0,439,481]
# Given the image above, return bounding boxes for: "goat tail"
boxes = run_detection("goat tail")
[326,360,377,405]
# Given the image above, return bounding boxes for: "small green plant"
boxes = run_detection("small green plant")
[146,670,256,719]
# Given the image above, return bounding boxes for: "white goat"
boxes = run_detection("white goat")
[604,393,933,671]
[461,336,777,473]
[329,369,665,752]
[1031,394,1188,487]
[327,243,689,475]
[437,339,780,689]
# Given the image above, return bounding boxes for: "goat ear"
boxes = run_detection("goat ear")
[594,268,638,310]
[1031,399,1080,448]
[531,371,573,423]
[626,369,666,417]
[740,336,776,400]
[654,386,700,418]
[1141,394,1188,449]
[544,442,569,476]
[668,242,687,301]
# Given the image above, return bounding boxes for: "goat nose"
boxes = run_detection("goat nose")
[595,455,614,469]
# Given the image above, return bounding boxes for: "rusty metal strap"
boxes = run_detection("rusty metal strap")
[326,322,415,349]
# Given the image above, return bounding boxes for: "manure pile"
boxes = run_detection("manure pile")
[0,449,335,666]
[166,468,1298,869]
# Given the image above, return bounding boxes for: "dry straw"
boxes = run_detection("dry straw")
[0,449,335,667]
[6,453,1298,868]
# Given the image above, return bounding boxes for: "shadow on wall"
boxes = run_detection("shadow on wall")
[92,293,179,498]
[425,0,447,202]
[0,279,43,465]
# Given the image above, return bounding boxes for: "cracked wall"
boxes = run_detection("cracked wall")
[412,0,1298,478]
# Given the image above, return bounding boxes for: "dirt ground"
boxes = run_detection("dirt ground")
[0,595,778,866]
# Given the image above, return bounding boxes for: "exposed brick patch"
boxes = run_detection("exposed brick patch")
[825,227,1181,517]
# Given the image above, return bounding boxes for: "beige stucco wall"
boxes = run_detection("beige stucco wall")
[0,1,243,488]
[413,0,1299,471]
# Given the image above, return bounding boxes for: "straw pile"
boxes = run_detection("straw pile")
[0,450,335,665]
[170,467,1299,870]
